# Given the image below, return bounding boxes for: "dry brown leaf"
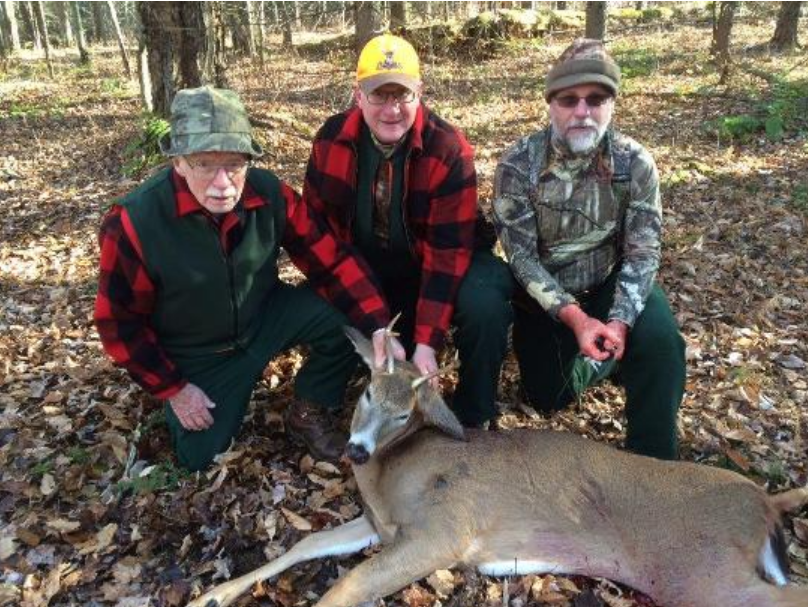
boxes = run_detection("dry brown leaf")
[281,507,312,531]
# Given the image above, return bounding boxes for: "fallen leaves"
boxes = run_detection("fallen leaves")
[1,15,807,607]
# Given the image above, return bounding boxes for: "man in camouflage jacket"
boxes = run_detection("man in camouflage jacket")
[492,39,685,459]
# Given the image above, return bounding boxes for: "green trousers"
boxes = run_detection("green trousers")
[513,280,685,460]
[366,249,514,427]
[164,283,356,471]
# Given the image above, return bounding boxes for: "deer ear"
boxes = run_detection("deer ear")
[416,387,466,441]
[344,326,374,370]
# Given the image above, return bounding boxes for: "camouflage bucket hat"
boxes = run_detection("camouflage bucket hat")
[159,86,264,158]
[544,38,621,101]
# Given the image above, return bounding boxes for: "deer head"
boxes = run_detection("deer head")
[344,326,465,465]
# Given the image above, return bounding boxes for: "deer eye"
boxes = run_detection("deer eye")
[395,412,410,422]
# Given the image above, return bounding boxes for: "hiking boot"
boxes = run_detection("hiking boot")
[284,399,347,462]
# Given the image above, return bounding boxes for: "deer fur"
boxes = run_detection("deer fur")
[188,327,808,607]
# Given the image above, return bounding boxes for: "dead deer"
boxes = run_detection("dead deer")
[188,327,808,607]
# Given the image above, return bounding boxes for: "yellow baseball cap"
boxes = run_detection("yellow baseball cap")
[356,33,421,94]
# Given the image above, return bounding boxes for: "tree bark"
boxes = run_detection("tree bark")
[710,1,737,84]
[70,1,90,64]
[55,0,72,46]
[354,0,381,53]
[770,1,802,51]
[2,0,21,50]
[585,1,607,40]
[137,1,206,117]
[107,1,132,77]
[91,0,106,43]
[254,0,265,68]
[33,1,52,76]
[390,1,407,31]
[21,1,40,50]
[280,0,293,47]
[556,1,567,9]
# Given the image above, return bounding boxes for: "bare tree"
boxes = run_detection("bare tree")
[2,0,21,51]
[279,0,293,46]
[585,1,607,40]
[90,1,107,43]
[20,1,40,50]
[770,1,802,52]
[711,1,737,84]
[70,1,89,64]
[33,0,52,76]
[107,1,132,77]
[390,1,407,31]
[137,1,207,117]
[355,0,381,53]
[56,1,73,46]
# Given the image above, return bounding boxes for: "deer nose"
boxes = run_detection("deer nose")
[346,442,370,465]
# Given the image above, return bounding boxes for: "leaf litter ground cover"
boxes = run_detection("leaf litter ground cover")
[0,22,806,607]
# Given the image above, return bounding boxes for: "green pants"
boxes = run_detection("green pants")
[513,280,685,460]
[366,249,514,427]
[164,283,356,471]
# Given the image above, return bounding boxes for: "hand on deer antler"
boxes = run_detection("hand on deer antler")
[412,344,439,389]
[372,314,406,372]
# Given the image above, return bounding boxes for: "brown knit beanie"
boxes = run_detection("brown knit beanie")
[544,38,621,101]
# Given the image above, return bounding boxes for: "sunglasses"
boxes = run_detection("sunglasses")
[553,93,612,109]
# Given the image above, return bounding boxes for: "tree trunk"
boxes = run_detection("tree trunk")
[635,1,645,9]
[33,1,53,76]
[91,0,106,43]
[585,1,607,40]
[2,0,21,50]
[21,1,40,50]
[354,0,381,53]
[107,1,132,77]
[711,1,737,84]
[54,1,72,46]
[280,0,293,47]
[770,1,801,51]
[176,1,204,87]
[70,1,89,64]
[254,0,265,68]
[390,0,407,31]
[137,1,207,117]
[556,1,567,9]
[227,1,252,55]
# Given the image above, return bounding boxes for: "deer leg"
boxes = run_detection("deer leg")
[315,529,459,607]
[188,515,380,607]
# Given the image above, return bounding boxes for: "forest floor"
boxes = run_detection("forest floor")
[1,15,808,607]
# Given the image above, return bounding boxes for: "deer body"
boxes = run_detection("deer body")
[188,329,808,607]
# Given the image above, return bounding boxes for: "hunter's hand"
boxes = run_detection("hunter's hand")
[372,328,406,370]
[169,383,216,431]
[412,344,439,389]
[559,304,623,362]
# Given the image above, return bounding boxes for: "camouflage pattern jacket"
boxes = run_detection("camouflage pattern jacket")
[492,127,662,327]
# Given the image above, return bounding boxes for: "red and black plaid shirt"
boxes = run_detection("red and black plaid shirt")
[303,104,478,350]
[95,169,389,398]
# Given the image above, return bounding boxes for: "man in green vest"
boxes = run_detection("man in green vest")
[492,39,686,460]
[95,87,401,471]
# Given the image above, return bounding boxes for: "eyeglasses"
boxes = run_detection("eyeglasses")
[185,159,251,180]
[553,93,612,109]
[365,89,417,106]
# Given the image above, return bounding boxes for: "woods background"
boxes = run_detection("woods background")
[1,1,807,606]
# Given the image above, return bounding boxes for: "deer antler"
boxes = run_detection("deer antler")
[411,356,460,390]
[383,312,402,374]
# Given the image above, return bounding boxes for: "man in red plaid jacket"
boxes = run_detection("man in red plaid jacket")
[95,87,403,470]
[304,34,514,427]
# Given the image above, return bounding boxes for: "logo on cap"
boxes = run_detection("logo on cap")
[377,51,402,72]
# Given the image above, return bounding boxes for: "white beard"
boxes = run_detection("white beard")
[552,117,609,156]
